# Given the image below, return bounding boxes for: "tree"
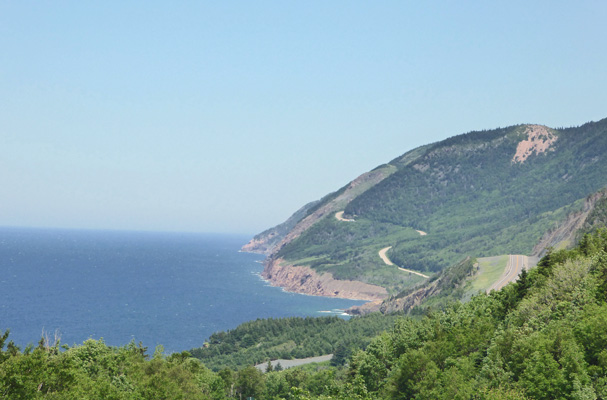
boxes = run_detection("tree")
[0,329,10,363]
[515,268,529,301]
[331,343,349,366]
[265,360,273,373]
[218,367,235,397]
[236,365,264,399]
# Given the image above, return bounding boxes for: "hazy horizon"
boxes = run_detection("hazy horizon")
[3,2,607,234]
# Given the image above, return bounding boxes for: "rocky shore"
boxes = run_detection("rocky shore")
[262,258,388,302]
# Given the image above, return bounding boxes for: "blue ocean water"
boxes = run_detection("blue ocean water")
[0,227,365,352]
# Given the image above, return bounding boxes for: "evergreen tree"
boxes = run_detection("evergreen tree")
[265,360,273,373]
[331,343,349,366]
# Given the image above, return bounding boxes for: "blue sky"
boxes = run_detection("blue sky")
[2,1,606,234]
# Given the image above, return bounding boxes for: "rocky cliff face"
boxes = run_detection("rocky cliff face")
[262,258,388,301]
[532,189,607,257]
[241,236,275,255]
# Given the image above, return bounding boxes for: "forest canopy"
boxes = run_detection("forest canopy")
[2,229,607,399]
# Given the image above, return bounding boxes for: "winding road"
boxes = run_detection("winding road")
[335,211,355,222]
[333,213,429,279]
[379,246,429,278]
[487,254,527,293]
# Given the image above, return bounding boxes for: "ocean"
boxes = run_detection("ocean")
[0,227,365,352]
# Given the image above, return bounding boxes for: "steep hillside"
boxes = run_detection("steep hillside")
[242,146,429,256]
[532,188,607,256]
[242,200,320,255]
[247,118,607,299]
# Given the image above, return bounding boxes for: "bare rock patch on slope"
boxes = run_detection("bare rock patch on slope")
[512,124,557,163]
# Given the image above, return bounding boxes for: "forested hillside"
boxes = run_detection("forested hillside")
[190,313,401,371]
[267,118,607,294]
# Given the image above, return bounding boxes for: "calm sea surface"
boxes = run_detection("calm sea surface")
[0,227,364,352]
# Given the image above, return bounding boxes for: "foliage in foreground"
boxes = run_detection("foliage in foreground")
[0,338,225,399]
[2,229,607,399]
[343,229,607,400]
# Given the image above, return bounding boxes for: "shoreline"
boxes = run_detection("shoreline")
[238,248,389,304]
[240,247,387,313]
[260,257,388,303]
[250,265,368,303]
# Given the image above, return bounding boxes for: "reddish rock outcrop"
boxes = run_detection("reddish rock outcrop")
[241,236,276,255]
[262,258,388,302]
[512,125,557,163]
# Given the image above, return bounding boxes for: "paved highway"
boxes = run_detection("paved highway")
[487,254,527,293]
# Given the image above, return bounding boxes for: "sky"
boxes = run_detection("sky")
[2,1,607,235]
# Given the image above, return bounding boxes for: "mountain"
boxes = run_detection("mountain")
[242,200,320,255]
[244,118,607,303]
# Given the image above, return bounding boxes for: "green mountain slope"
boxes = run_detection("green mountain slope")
[242,200,320,255]
[249,118,607,296]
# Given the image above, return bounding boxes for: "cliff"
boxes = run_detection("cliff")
[262,258,388,301]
